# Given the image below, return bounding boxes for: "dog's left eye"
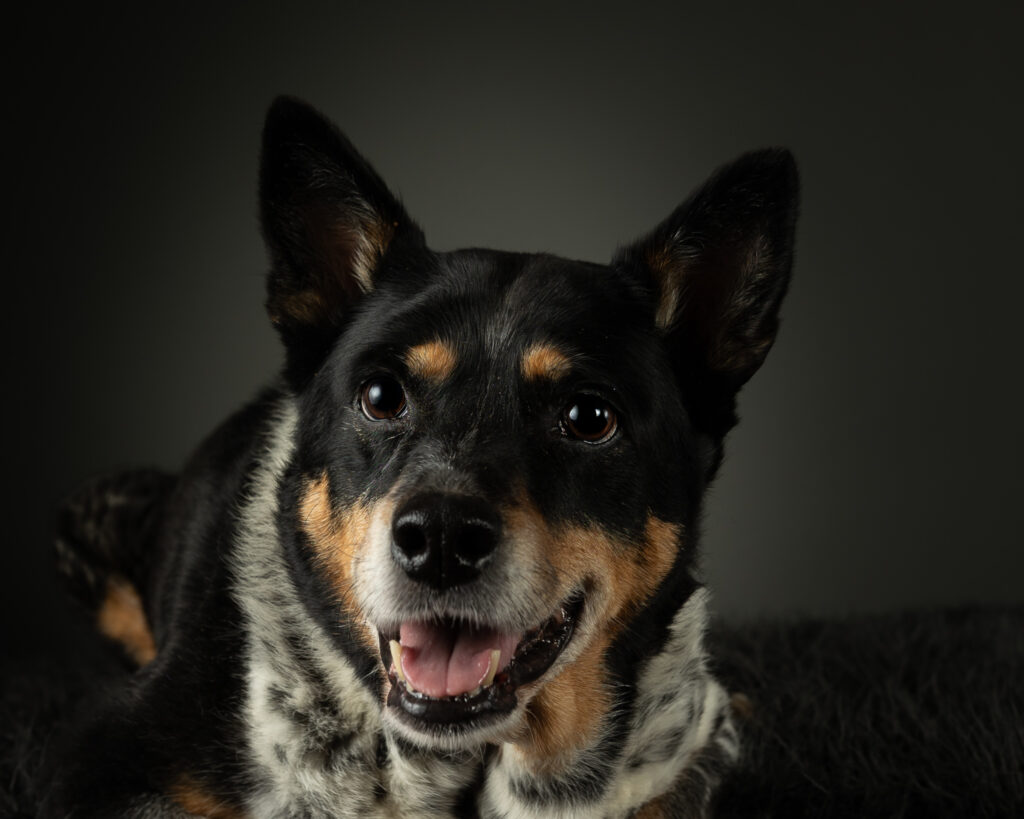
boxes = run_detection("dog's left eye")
[562,395,618,443]
[360,376,407,420]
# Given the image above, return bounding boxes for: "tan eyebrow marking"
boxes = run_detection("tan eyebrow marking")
[522,343,573,381]
[405,339,457,381]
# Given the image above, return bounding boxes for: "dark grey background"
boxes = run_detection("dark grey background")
[5,3,1023,660]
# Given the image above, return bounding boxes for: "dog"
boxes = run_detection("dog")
[47,97,798,818]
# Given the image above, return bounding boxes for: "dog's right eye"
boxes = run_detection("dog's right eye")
[561,394,618,443]
[360,376,407,420]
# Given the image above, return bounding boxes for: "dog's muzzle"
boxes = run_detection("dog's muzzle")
[377,490,584,731]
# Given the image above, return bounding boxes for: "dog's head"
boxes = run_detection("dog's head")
[262,98,797,756]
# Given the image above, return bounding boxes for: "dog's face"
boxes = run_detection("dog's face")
[261,99,797,756]
[293,251,692,752]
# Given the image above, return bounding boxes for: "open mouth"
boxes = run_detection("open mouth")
[377,594,584,729]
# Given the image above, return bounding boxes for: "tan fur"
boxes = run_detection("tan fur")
[646,243,775,376]
[97,577,156,666]
[548,516,679,635]
[504,499,681,771]
[170,775,246,818]
[710,333,774,375]
[632,796,669,819]
[516,631,611,775]
[730,691,755,722]
[268,288,331,328]
[299,473,380,655]
[405,339,458,381]
[335,217,396,296]
[267,216,397,327]
[521,343,573,381]
[645,246,685,331]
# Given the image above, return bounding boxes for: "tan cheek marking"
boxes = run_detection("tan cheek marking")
[506,500,681,771]
[548,516,679,630]
[97,577,156,666]
[170,775,247,818]
[628,515,682,617]
[299,473,379,655]
[521,343,573,381]
[517,632,610,775]
[405,339,457,381]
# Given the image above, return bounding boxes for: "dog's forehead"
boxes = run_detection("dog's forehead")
[409,249,647,366]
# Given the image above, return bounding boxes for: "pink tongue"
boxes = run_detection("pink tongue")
[399,621,519,698]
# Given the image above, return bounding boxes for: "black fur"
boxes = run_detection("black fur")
[261,96,428,386]
[43,391,280,815]
[38,97,800,816]
[56,468,176,614]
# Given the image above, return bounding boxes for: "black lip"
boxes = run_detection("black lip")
[378,594,584,729]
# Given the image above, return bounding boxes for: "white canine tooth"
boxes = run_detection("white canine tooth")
[469,686,482,697]
[389,640,407,684]
[482,649,500,687]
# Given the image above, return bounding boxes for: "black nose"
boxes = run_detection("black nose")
[391,493,501,589]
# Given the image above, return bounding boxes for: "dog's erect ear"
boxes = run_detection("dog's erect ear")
[260,97,425,373]
[614,149,798,436]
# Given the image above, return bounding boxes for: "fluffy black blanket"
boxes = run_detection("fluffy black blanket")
[711,608,1024,817]
[3,607,1022,817]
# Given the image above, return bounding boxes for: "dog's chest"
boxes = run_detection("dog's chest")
[246,649,481,817]
[240,598,735,819]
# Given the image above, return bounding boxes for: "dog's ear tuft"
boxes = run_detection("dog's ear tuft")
[260,97,425,371]
[615,149,799,436]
